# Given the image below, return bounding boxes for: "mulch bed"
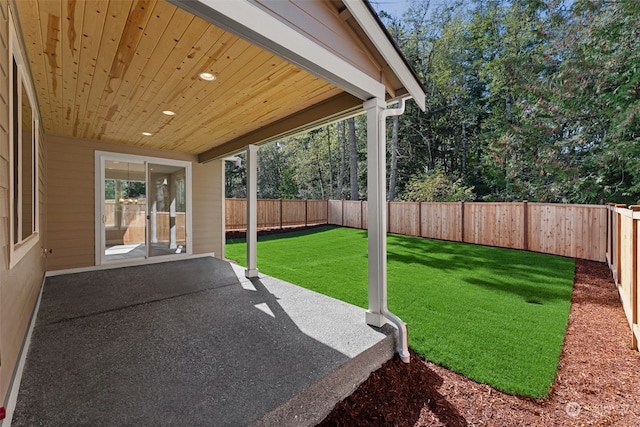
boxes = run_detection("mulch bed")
[318,259,640,426]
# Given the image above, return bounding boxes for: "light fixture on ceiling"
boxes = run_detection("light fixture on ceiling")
[199,72,217,81]
[142,132,153,136]
[162,110,176,116]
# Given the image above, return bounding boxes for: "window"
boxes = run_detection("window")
[9,13,39,267]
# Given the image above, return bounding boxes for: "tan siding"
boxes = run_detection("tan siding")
[255,0,381,81]
[192,159,224,258]
[46,134,224,271]
[0,0,47,404]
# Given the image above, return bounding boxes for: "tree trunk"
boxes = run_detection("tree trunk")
[348,117,358,200]
[327,126,333,199]
[388,115,400,201]
[315,147,325,200]
[461,122,467,176]
[338,120,346,199]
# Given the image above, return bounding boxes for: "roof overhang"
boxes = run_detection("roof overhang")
[12,0,426,162]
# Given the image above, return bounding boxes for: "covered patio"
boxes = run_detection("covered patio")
[1,0,425,423]
[12,257,395,426]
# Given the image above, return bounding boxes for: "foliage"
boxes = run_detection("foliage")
[226,226,575,397]
[401,168,475,201]
[225,0,639,205]
[104,179,145,200]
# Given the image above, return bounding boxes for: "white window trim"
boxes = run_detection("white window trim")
[94,151,193,266]
[8,10,40,269]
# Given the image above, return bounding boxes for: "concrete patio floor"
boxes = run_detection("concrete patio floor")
[11,257,395,426]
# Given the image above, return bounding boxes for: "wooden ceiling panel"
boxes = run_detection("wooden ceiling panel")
[14,0,344,155]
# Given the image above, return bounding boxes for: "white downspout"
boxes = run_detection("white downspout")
[380,97,410,363]
[364,96,412,364]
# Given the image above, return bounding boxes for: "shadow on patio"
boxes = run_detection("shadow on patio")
[12,257,395,426]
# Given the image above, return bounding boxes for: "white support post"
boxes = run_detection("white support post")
[364,97,387,327]
[245,144,259,278]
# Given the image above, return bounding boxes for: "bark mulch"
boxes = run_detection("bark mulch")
[318,259,640,426]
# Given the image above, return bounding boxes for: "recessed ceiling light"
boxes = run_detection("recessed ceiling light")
[199,72,217,81]
[162,110,176,116]
[142,132,153,136]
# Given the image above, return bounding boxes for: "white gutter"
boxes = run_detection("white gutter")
[381,96,410,363]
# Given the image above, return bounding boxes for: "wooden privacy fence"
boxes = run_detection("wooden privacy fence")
[227,198,606,262]
[225,199,328,230]
[606,204,640,350]
[327,200,607,262]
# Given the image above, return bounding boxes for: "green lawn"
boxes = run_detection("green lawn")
[226,226,575,397]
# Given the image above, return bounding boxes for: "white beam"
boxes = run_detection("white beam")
[344,1,427,111]
[245,144,259,278]
[364,97,387,327]
[170,0,386,101]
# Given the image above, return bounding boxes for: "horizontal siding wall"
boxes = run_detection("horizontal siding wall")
[46,135,223,271]
[255,0,380,80]
[192,158,224,258]
[0,0,47,405]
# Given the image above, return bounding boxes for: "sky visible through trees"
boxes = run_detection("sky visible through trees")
[225,0,639,205]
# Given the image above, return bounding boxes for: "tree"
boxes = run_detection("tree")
[401,168,475,202]
[348,117,359,200]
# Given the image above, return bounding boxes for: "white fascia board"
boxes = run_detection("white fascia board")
[170,0,385,101]
[344,1,427,111]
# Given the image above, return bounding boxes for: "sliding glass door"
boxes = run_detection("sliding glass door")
[103,160,147,262]
[148,163,186,257]
[97,153,191,265]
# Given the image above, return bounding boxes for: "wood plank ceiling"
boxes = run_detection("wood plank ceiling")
[14,0,345,154]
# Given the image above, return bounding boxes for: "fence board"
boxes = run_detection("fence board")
[225,198,606,262]
[307,200,328,225]
[344,201,363,229]
[389,202,420,236]
[328,200,343,225]
[607,205,640,350]
[420,202,461,241]
[620,213,635,327]
[226,199,246,230]
[282,200,305,227]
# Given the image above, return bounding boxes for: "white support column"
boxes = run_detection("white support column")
[245,144,259,278]
[364,97,388,327]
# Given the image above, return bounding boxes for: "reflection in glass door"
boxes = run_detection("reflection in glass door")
[104,160,147,262]
[148,163,187,257]
[98,153,190,265]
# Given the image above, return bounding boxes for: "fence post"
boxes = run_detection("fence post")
[629,206,640,350]
[615,204,627,282]
[361,200,364,230]
[460,201,465,243]
[305,199,308,227]
[341,199,345,226]
[387,202,391,233]
[523,200,529,251]
[418,202,422,237]
[607,203,615,266]
[279,199,283,230]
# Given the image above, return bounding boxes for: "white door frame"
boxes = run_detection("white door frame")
[94,151,193,266]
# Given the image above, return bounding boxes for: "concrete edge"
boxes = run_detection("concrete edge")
[251,323,397,427]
